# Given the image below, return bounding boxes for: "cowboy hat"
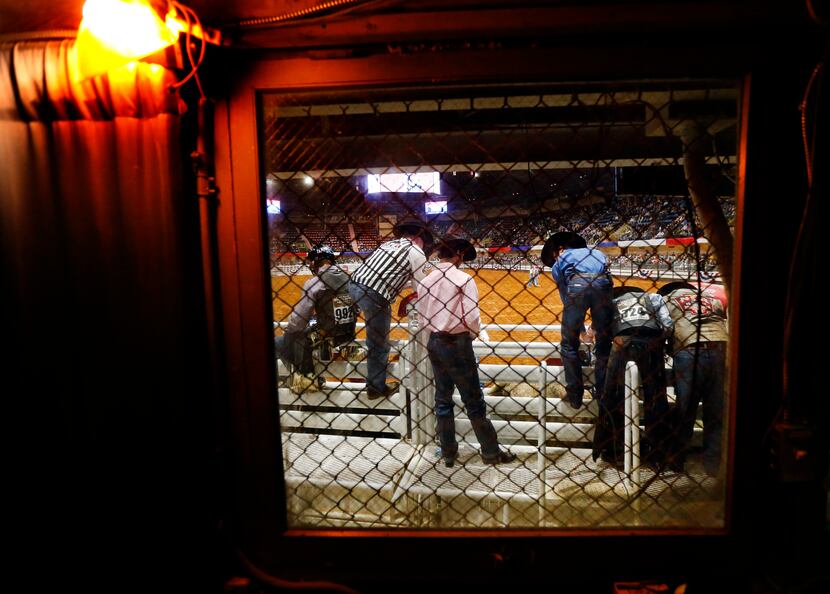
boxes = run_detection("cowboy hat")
[540,231,587,267]
[656,281,696,296]
[435,235,477,262]
[392,217,434,247]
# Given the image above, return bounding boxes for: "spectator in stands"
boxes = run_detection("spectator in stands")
[418,236,515,467]
[541,231,614,409]
[593,286,676,470]
[658,281,728,476]
[274,245,356,394]
[349,218,433,400]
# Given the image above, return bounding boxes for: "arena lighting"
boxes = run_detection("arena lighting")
[367,171,441,194]
[73,0,220,80]
[424,200,447,214]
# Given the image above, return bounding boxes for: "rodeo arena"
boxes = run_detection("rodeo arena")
[266,83,736,530]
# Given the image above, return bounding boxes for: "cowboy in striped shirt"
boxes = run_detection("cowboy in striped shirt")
[349,218,433,400]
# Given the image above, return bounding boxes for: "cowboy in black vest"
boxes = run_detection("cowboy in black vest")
[592,286,676,471]
[274,245,356,394]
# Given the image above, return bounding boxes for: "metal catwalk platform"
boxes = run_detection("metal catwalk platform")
[281,433,725,530]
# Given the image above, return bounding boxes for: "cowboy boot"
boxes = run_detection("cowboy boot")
[436,416,458,467]
[470,417,516,465]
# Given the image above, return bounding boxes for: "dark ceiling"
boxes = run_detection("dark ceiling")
[1,1,812,49]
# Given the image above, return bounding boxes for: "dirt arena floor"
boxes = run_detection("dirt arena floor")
[272,268,657,347]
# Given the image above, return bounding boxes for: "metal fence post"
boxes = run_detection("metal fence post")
[538,361,550,522]
[405,306,434,446]
[624,361,642,492]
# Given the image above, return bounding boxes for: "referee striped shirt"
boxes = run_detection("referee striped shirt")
[351,238,427,303]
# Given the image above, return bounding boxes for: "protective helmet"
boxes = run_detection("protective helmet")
[307,245,336,264]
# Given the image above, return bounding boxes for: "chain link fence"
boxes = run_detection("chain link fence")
[263,82,737,529]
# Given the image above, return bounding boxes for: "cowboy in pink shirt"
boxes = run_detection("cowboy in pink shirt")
[418,261,481,336]
[417,236,515,468]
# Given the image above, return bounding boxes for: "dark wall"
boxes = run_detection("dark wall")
[733,24,828,593]
[5,102,220,593]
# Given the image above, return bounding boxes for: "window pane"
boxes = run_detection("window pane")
[262,81,737,530]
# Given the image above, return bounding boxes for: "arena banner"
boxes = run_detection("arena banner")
[616,237,710,248]
[666,237,710,246]
[617,238,667,248]
[665,237,696,246]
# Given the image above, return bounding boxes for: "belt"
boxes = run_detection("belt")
[571,273,608,280]
[431,331,467,339]
[350,281,389,303]
[682,341,725,351]
[613,333,662,346]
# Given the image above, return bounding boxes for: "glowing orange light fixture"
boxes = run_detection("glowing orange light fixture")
[74,0,180,80]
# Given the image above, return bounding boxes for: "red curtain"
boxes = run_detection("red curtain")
[1,40,210,588]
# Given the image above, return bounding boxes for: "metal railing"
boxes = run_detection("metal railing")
[275,313,657,501]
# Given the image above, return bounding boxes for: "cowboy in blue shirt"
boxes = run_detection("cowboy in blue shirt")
[542,232,614,409]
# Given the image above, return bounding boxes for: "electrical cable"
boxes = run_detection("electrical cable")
[799,61,822,186]
[179,2,207,69]
[229,0,396,29]
[169,1,206,98]
[807,0,829,27]
[781,39,825,421]
[235,0,360,27]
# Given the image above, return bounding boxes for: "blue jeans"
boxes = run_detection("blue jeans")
[274,331,312,374]
[560,276,613,403]
[348,282,392,393]
[427,332,487,420]
[673,343,725,473]
[594,333,671,462]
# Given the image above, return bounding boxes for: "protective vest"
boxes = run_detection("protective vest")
[667,290,726,326]
[315,266,357,345]
[665,288,728,348]
[612,292,662,336]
